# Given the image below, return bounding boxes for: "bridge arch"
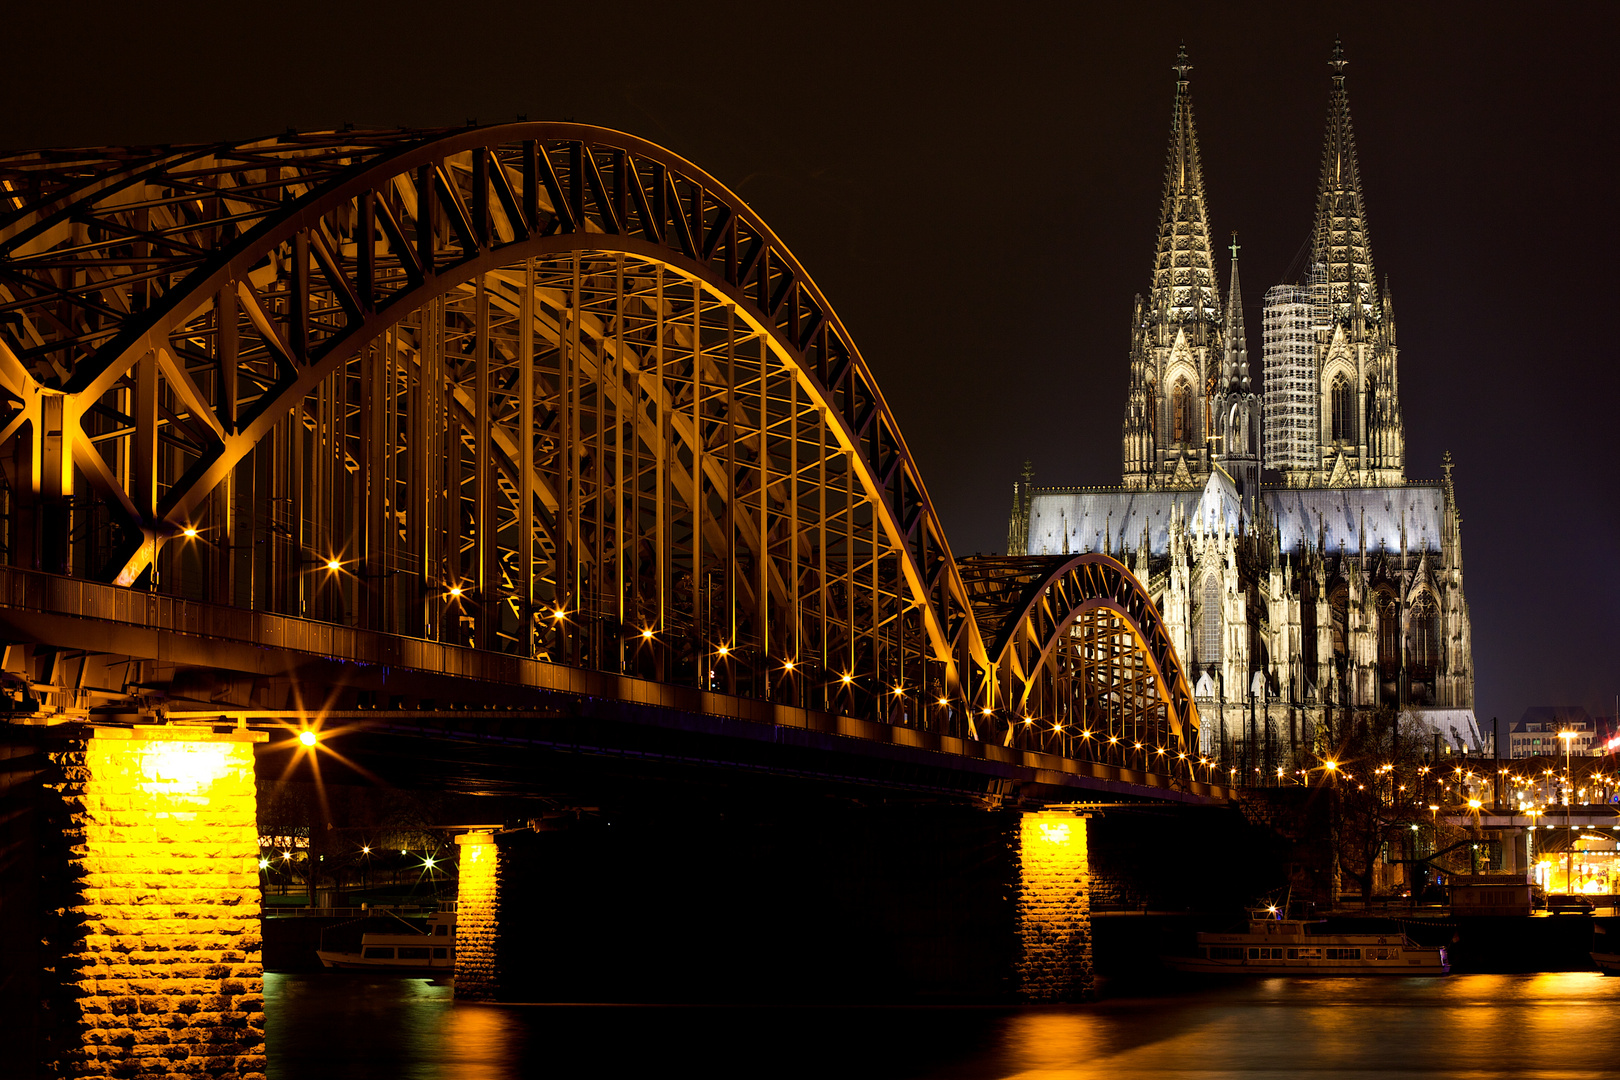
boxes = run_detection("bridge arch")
[0,125,1199,759]
[960,553,1199,756]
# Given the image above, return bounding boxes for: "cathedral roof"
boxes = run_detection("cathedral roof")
[1311,40,1379,320]
[1150,45,1221,326]
[1266,485,1443,555]
[1022,482,1446,558]
[1025,470,1244,557]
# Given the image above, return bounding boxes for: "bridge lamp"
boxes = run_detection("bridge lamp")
[1083,729,1094,741]
[552,608,568,621]
[182,526,199,538]
[1133,742,1143,751]
[1154,746,1165,756]
[1324,761,1338,772]
[782,659,795,672]
[1024,716,1034,726]
[1109,736,1120,745]
[325,558,342,572]
[1053,722,1063,733]
[298,730,318,747]
[423,856,436,869]
[447,585,464,599]
[982,707,993,717]
[716,644,730,658]
[840,673,853,685]
[281,851,292,861]
[361,846,371,855]
[1468,799,1482,810]
[937,697,949,707]
[258,858,270,870]
[642,628,655,641]
[893,686,904,697]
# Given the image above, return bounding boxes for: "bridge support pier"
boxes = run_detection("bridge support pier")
[39,725,268,1078]
[1012,810,1093,1002]
[453,831,501,1001]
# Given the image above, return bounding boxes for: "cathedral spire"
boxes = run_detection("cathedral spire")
[1312,38,1377,323]
[1150,43,1220,325]
[1223,232,1248,392]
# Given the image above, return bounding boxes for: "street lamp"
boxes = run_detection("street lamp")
[1559,730,1577,894]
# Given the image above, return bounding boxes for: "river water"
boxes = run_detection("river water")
[264,971,1620,1079]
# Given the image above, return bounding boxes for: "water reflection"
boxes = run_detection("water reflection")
[265,973,1620,1079]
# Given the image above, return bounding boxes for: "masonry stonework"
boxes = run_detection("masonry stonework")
[1012,811,1092,1002]
[47,725,267,1080]
[452,831,500,1001]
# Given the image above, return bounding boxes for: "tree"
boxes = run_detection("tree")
[1318,706,1430,906]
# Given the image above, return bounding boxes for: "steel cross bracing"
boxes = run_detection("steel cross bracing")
[958,553,1198,762]
[0,124,1199,762]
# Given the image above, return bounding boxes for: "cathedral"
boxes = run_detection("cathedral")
[1005,44,1480,772]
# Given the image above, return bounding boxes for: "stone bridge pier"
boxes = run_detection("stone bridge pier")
[446,805,1095,1006]
[4,724,267,1080]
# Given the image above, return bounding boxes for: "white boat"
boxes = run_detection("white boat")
[1164,908,1449,976]
[316,907,456,972]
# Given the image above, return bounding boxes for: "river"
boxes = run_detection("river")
[264,971,1620,1078]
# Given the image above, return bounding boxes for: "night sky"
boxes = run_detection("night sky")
[2,2,1614,736]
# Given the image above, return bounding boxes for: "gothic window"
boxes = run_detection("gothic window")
[1329,586,1348,663]
[1199,573,1223,666]
[1146,381,1159,440]
[1410,594,1441,680]
[1330,374,1354,443]
[1376,590,1400,680]
[1172,380,1194,445]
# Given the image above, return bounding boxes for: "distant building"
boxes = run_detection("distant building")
[1509,707,1616,759]
[1005,44,1478,771]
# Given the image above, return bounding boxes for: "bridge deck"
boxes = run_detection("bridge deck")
[0,565,1226,805]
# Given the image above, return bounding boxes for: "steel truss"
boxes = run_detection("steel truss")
[0,125,1197,757]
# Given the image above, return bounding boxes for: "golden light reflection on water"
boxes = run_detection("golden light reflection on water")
[440,1002,522,1080]
[992,974,1620,1079]
[268,972,1620,1079]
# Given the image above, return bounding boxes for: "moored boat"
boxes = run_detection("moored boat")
[1592,924,1619,975]
[316,907,456,972]
[1163,907,1449,975]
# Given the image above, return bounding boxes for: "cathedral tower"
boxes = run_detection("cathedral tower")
[1287,41,1405,487]
[1122,46,1223,490]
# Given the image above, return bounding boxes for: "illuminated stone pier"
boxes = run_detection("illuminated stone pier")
[47,725,268,1079]
[453,831,501,1002]
[1013,811,1093,1001]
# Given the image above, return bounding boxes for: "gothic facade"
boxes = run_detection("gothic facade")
[1007,45,1479,771]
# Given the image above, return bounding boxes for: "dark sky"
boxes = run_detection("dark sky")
[3,2,1614,733]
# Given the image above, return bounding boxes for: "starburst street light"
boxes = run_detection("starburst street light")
[298,730,317,747]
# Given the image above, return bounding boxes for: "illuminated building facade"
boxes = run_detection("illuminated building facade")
[1008,44,1478,769]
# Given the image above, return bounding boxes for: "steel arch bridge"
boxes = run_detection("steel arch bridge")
[0,124,1203,782]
